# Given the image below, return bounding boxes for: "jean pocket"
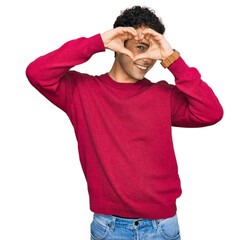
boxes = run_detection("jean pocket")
[90,218,109,240]
[158,214,180,240]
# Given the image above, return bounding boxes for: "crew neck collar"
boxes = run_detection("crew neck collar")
[100,73,147,90]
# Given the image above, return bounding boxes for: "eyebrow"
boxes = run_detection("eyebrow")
[138,42,150,47]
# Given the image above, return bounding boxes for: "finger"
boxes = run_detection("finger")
[134,34,141,42]
[135,32,151,45]
[141,29,163,41]
[120,49,134,60]
[133,53,149,62]
[126,27,138,36]
[134,37,140,44]
[148,37,156,46]
[141,28,159,36]
[145,35,151,41]
[119,27,138,38]
[125,31,138,42]
[120,32,135,42]
[137,32,144,41]
[125,32,134,40]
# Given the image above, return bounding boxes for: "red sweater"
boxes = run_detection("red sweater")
[26,33,223,219]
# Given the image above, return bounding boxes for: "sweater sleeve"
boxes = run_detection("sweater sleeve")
[25,34,105,114]
[168,57,224,127]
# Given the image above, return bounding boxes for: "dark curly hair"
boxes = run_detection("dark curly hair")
[114,6,165,35]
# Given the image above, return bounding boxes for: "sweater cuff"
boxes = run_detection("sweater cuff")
[83,33,106,56]
[167,57,191,79]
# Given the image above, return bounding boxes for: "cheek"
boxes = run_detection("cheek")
[131,47,139,54]
[119,54,134,68]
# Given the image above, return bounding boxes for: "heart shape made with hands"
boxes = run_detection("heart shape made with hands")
[103,27,173,62]
[118,28,173,62]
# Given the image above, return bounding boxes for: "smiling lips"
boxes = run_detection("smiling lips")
[134,63,149,70]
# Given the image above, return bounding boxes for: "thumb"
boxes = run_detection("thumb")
[133,53,148,62]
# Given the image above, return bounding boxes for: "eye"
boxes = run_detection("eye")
[137,45,145,50]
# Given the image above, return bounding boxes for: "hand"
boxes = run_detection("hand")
[101,27,138,60]
[133,28,174,62]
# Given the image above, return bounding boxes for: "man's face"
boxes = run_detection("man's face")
[116,27,157,81]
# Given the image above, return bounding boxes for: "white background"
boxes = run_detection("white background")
[1,0,248,239]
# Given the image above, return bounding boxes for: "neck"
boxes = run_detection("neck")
[109,58,138,84]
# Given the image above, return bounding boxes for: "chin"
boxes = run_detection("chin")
[131,73,146,81]
[134,76,144,81]
[124,66,148,81]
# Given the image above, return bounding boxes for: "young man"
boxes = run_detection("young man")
[26,6,223,240]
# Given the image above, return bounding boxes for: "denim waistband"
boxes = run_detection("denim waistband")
[112,214,139,219]
[93,213,167,231]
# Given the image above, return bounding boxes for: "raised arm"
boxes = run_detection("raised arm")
[133,28,223,127]
[168,57,223,127]
[26,27,139,114]
[25,34,106,113]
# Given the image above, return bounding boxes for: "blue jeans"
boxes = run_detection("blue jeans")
[90,213,181,239]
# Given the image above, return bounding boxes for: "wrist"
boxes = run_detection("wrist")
[161,49,180,68]
[161,49,174,60]
[100,32,109,48]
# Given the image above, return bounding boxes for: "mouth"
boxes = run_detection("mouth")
[134,63,149,71]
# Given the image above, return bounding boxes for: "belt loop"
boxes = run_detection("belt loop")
[109,216,116,232]
[152,220,159,229]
